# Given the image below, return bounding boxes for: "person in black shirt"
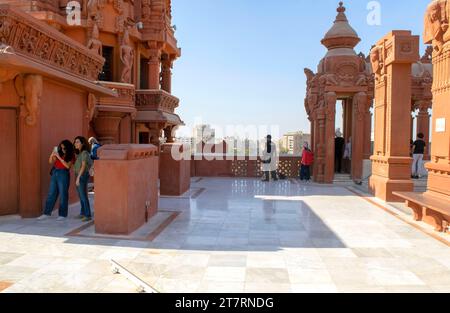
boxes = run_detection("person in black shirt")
[335,129,345,173]
[411,133,426,179]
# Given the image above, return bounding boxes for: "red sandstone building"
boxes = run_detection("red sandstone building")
[0,0,183,217]
[0,1,449,236]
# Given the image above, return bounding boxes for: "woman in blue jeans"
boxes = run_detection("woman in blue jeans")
[38,140,75,221]
[74,136,92,222]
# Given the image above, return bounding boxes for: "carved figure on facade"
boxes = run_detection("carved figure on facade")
[120,29,134,83]
[424,0,450,53]
[87,23,102,56]
[370,46,384,81]
[14,74,43,126]
[87,93,97,122]
[319,73,339,87]
[87,0,103,21]
[304,68,317,89]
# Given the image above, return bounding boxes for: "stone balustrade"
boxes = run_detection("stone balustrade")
[136,89,179,113]
[190,155,302,178]
[97,81,136,109]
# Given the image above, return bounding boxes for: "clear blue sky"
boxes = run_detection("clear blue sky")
[171,0,430,139]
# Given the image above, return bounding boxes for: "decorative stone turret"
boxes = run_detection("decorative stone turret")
[304,2,374,184]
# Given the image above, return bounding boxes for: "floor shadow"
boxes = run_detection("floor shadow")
[0,178,349,252]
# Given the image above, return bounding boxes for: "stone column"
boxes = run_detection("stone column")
[416,100,431,160]
[423,1,450,199]
[351,92,367,181]
[324,92,337,183]
[314,108,326,183]
[160,54,173,93]
[343,99,353,140]
[17,74,43,217]
[148,42,161,90]
[369,31,419,202]
[164,126,174,143]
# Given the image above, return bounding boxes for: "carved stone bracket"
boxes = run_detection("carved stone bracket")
[14,74,43,126]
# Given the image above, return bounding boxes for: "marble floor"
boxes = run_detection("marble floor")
[0,178,449,293]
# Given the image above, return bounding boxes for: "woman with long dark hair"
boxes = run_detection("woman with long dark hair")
[73,136,93,221]
[38,140,75,221]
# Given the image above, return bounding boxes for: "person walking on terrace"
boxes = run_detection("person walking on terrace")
[261,135,278,182]
[74,136,93,222]
[300,142,314,182]
[38,140,75,221]
[411,133,426,179]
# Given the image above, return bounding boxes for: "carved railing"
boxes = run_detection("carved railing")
[191,155,302,178]
[97,81,135,108]
[0,4,104,81]
[136,89,179,113]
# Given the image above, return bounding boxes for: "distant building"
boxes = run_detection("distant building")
[175,137,194,150]
[279,132,311,155]
[193,124,216,153]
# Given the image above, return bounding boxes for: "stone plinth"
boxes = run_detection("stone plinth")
[95,144,159,235]
[369,31,419,202]
[160,143,191,196]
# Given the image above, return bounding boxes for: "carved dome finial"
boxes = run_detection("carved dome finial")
[335,1,348,22]
[321,2,360,50]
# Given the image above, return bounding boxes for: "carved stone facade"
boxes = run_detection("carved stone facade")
[0,1,182,217]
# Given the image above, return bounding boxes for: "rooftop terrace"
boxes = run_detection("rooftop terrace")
[0,177,449,293]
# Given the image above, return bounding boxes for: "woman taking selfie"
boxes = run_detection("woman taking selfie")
[38,140,75,221]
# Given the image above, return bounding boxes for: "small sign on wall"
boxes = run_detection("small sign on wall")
[436,118,446,133]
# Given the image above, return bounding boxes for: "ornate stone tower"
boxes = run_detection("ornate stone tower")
[304,2,373,183]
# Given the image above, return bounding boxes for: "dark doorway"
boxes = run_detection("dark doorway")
[140,57,149,89]
[99,46,114,81]
[139,132,149,144]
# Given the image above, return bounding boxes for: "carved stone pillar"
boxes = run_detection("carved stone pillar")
[161,54,173,93]
[148,42,161,90]
[147,122,163,147]
[15,74,43,217]
[369,31,419,202]
[418,0,450,219]
[324,92,337,183]
[164,125,174,143]
[314,108,326,183]
[352,92,367,181]
[416,101,431,160]
[343,99,353,141]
